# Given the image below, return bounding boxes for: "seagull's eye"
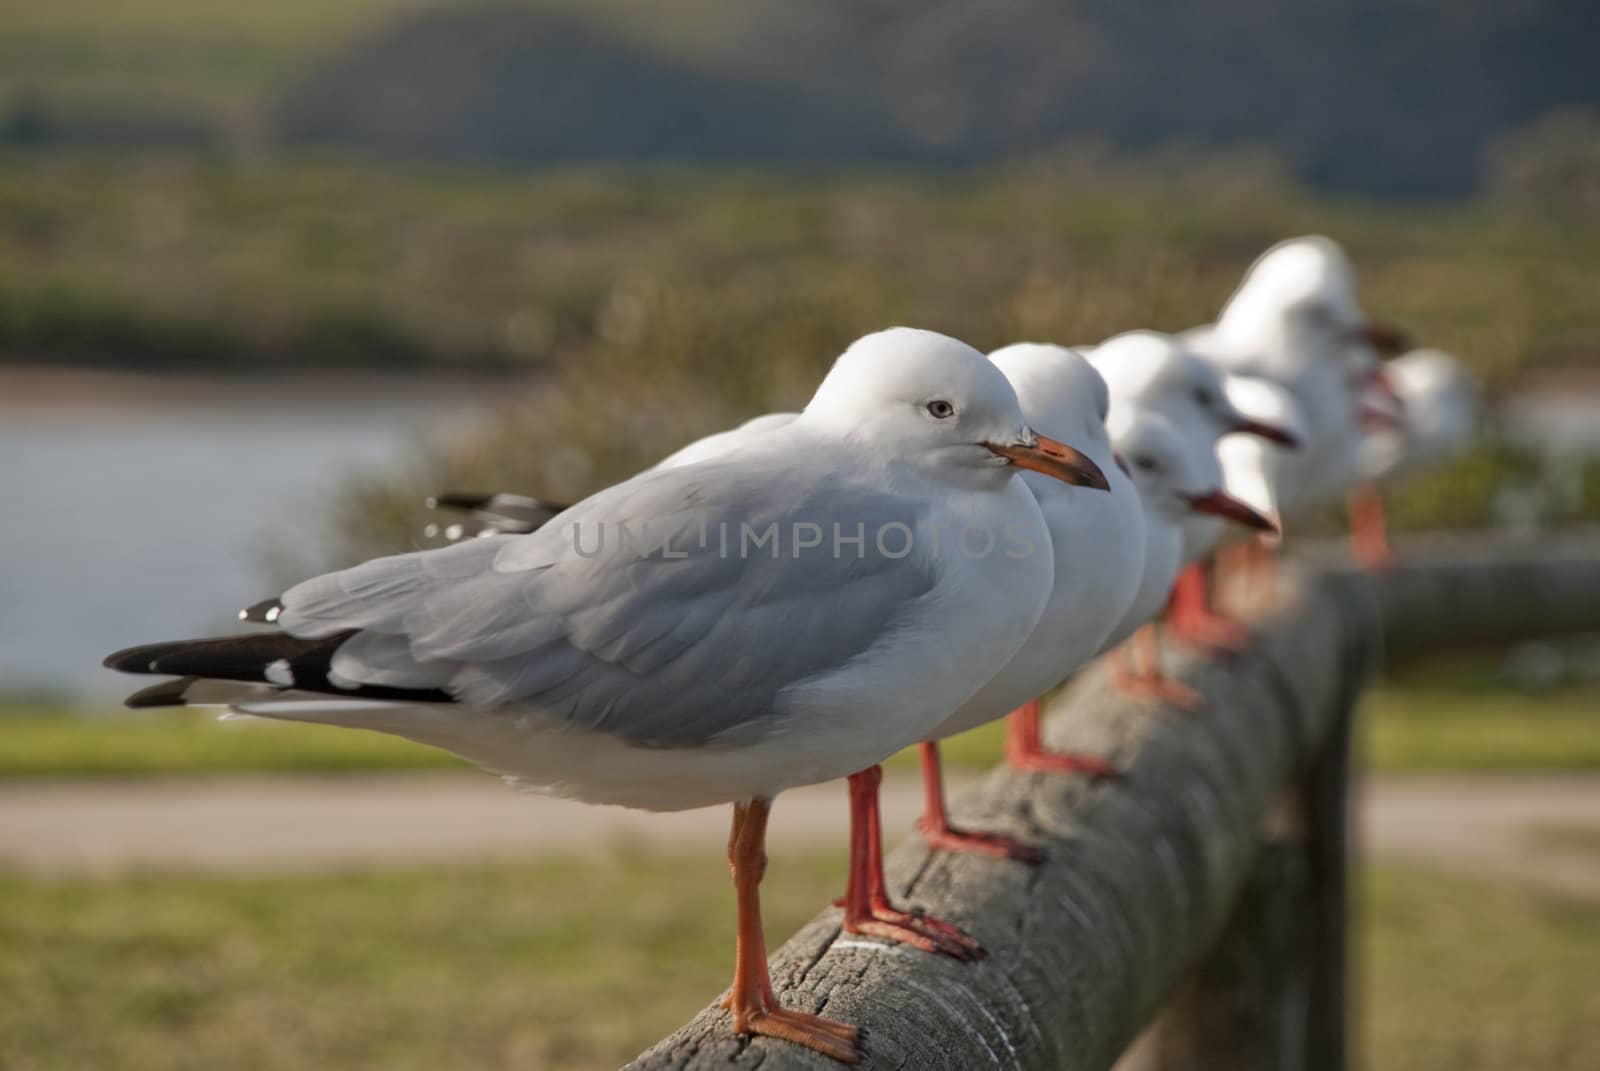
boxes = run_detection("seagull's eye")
[925,400,956,419]
[1134,455,1158,472]
[1192,387,1213,408]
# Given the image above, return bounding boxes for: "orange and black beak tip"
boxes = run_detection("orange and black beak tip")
[1185,489,1280,534]
[1233,418,1301,450]
[987,434,1111,491]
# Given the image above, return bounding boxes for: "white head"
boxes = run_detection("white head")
[1377,348,1479,460]
[1214,235,1405,384]
[1109,409,1278,534]
[1388,348,1478,402]
[1089,330,1299,450]
[803,327,1110,491]
[987,343,1112,456]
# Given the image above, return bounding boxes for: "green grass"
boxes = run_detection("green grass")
[1362,866,1600,1070]
[0,850,849,1071]
[3,679,1593,779]
[919,680,1600,774]
[0,705,953,780]
[1362,683,1600,772]
[0,856,1592,1070]
[0,709,466,778]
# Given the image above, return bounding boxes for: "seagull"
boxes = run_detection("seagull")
[1186,235,1408,571]
[1350,348,1479,567]
[1102,409,1278,710]
[1087,329,1298,653]
[429,347,1139,873]
[103,327,1110,1063]
[911,343,1143,863]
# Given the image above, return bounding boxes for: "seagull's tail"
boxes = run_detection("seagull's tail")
[102,633,453,710]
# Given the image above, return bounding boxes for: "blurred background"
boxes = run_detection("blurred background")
[2,2,1598,1068]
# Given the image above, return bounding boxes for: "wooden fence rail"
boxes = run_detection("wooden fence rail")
[625,530,1600,1071]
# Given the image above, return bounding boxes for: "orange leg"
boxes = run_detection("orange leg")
[836,765,985,961]
[1111,623,1205,714]
[724,799,863,1062]
[1166,560,1251,654]
[916,741,1043,864]
[1002,699,1121,779]
[1347,484,1394,571]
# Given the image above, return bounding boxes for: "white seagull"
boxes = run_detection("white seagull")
[909,342,1144,863]
[1102,409,1279,709]
[1350,348,1479,566]
[428,346,1139,921]
[1088,329,1297,652]
[104,327,1109,1063]
[1186,235,1408,569]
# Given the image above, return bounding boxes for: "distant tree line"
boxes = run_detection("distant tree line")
[3,0,1597,198]
[269,0,1598,198]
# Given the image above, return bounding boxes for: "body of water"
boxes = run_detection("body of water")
[0,373,500,701]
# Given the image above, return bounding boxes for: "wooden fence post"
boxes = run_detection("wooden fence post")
[1301,696,1354,1071]
[1118,829,1310,1071]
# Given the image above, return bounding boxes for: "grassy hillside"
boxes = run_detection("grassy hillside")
[3,156,1593,377]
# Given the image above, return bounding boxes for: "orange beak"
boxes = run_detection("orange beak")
[987,434,1110,491]
[1184,489,1280,533]
[1232,417,1301,449]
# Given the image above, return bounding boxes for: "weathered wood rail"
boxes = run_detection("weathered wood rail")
[625,530,1600,1071]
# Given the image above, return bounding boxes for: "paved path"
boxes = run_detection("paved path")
[3,772,1598,895]
[0,773,942,875]
[1354,772,1600,898]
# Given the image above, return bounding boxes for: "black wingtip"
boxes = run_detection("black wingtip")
[104,642,171,673]
[103,637,240,675]
[427,492,497,512]
[105,631,453,705]
[125,676,200,709]
[239,597,284,624]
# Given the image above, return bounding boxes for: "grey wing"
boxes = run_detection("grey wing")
[653,413,798,470]
[279,457,938,749]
